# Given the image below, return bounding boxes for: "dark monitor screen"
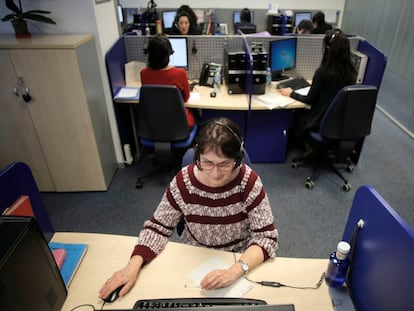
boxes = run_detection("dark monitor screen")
[0,217,67,311]
[294,12,312,27]
[168,37,189,69]
[269,38,297,79]
[163,11,177,29]
[233,10,254,24]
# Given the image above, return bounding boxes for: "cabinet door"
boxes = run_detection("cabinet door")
[10,49,107,191]
[0,50,55,191]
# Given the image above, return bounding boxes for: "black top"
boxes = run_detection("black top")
[234,22,257,34]
[290,67,355,136]
[169,25,201,35]
[313,23,333,34]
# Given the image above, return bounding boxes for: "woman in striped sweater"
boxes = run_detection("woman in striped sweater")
[100,118,279,300]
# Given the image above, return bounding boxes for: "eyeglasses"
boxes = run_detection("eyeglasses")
[197,159,236,172]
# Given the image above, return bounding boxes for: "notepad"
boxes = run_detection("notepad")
[114,87,140,100]
[255,94,295,109]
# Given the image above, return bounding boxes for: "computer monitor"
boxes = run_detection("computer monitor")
[162,11,177,29]
[168,37,189,69]
[269,37,297,81]
[294,12,312,27]
[233,10,254,24]
[0,217,67,311]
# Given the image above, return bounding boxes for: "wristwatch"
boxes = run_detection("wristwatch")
[238,259,249,274]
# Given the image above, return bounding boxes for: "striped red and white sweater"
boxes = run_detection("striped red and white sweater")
[131,164,279,264]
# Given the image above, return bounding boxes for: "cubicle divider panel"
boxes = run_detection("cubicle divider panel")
[123,35,361,82]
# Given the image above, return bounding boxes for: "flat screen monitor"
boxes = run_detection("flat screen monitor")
[294,12,312,27]
[163,11,177,29]
[269,37,297,81]
[168,37,189,69]
[0,217,67,311]
[233,10,254,24]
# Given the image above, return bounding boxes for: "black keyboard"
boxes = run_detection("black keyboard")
[276,77,310,90]
[133,298,266,309]
[132,298,295,311]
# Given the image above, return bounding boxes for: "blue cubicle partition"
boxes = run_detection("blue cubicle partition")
[341,186,414,311]
[357,40,387,89]
[0,162,55,242]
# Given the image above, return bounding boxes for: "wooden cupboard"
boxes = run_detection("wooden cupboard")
[0,34,117,191]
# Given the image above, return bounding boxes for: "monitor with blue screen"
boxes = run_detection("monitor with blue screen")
[233,11,254,24]
[269,38,297,81]
[163,11,177,29]
[168,37,188,69]
[294,12,312,27]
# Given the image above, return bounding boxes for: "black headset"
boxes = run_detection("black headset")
[202,120,244,167]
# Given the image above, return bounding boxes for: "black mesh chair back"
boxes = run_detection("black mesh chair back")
[137,85,190,142]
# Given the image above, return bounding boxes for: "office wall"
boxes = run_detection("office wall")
[342,0,414,134]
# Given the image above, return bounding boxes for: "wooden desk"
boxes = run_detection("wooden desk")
[54,232,332,311]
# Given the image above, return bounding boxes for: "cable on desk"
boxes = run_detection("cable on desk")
[69,304,96,311]
[246,272,326,290]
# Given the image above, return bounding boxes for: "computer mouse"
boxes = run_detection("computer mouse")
[103,285,123,303]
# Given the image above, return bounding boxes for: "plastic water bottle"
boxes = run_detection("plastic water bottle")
[266,67,272,88]
[325,241,351,287]
[214,67,221,92]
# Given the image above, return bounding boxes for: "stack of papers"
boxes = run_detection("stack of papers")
[114,87,140,100]
[255,94,295,109]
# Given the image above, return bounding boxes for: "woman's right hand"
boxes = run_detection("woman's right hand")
[279,87,293,97]
[99,255,143,300]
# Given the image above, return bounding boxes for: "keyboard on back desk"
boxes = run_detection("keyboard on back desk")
[276,77,310,90]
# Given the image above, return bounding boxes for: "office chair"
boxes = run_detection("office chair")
[291,84,378,191]
[176,147,252,236]
[135,85,198,189]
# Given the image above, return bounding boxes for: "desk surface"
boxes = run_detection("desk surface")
[186,85,307,111]
[54,232,333,311]
[115,84,308,111]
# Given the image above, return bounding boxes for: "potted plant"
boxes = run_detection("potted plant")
[1,0,56,38]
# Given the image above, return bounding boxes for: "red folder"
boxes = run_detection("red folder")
[2,195,34,217]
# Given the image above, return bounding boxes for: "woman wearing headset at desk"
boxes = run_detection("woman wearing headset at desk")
[99,118,278,300]
[140,33,195,128]
[279,29,357,152]
[170,10,201,35]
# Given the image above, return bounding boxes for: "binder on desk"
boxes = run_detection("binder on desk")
[114,86,140,101]
[49,242,88,287]
[255,94,295,109]
[2,195,34,217]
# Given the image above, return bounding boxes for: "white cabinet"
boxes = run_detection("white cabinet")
[0,34,117,191]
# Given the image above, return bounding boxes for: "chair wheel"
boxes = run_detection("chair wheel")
[136,179,143,189]
[291,161,299,169]
[305,179,314,189]
[342,183,351,192]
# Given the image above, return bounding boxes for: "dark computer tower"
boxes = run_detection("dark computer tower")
[267,15,293,35]
[0,217,67,311]
[224,44,268,95]
[224,48,248,94]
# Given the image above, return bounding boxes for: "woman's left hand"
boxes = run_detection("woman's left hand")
[200,268,240,290]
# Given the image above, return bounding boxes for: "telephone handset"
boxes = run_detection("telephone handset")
[199,63,222,88]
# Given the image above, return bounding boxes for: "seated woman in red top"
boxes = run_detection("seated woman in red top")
[140,34,195,128]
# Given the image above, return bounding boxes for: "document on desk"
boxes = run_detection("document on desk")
[188,256,253,297]
[255,94,295,109]
[114,87,140,100]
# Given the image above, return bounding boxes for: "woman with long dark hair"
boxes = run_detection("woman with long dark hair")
[279,29,357,149]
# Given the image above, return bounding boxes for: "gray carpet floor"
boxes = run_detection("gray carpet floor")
[42,106,414,260]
